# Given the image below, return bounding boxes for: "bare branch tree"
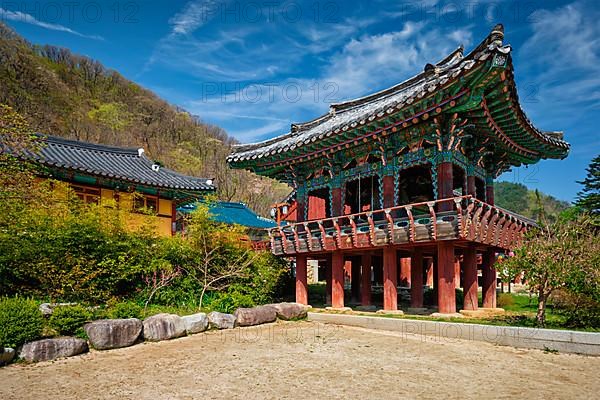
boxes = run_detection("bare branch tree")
[188,228,259,310]
[142,267,181,311]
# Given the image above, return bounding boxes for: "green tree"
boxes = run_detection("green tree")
[87,102,132,132]
[576,155,600,218]
[504,216,599,326]
[495,182,529,215]
[0,104,41,202]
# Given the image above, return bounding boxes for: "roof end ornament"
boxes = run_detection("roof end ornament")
[137,148,145,157]
[423,63,441,76]
[490,23,504,46]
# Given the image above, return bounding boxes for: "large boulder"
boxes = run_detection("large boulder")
[234,305,277,327]
[84,318,142,350]
[19,338,88,362]
[267,303,308,320]
[207,311,236,329]
[142,313,186,341]
[182,313,209,334]
[0,347,15,366]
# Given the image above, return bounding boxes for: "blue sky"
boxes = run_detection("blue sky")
[1,0,599,202]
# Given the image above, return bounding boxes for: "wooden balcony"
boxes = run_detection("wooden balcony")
[268,196,536,256]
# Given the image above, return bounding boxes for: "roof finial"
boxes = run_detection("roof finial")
[490,23,504,45]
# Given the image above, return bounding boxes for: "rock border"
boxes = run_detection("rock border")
[2,303,308,365]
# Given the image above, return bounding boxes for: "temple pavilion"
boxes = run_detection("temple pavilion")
[226,25,569,314]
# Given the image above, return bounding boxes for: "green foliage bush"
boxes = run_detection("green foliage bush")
[208,291,255,313]
[49,305,93,336]
[423,288,435,306]
[455,288,464,309]
[0,186,159,303]
[497,293,515,308]
[106,301,143,320]
[551,290,600,329]
[0,183,292,315]
[0,297,43,348]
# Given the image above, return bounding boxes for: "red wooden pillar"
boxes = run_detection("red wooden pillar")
[454,257,461,288]
[485,177,495,206]
[382,175,395,208]
[331,187,343,217]
[425,257,434,286]
[351,257,361,303]
[399,257,411,287]
[482,249,497,308]
[382,247,398,311]
[410,249,424,308]
[467,175,476,197]
[343,259,352,282]
[437,241,456,314]
[432,254,438,306]
[361,254,372,306]
[296,255,308,305]
[437,161,454,212]
[296,197,306,223]
[462,247,478,311]
[325,258,332,305]
[331,251,345,308]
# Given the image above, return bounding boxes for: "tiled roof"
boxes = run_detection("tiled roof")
[227,24,569,164]
[179,201,277,229]
[31,135,215,191]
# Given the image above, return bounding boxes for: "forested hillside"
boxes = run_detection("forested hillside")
[0,22,290,216]
[495,181,570,223]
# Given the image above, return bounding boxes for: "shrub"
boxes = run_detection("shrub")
[49,305,93,336]
[497,293,515,308]
[423,288,435,306]
[551,290,600,329]
[455,288,464,309]
[106,301,143,319]
[0,297,44,348]
[207,291,255,313]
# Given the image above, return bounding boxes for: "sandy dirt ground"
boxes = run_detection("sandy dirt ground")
[1,321,598,400]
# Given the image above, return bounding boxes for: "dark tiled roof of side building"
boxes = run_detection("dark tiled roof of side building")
[30,135,215,191]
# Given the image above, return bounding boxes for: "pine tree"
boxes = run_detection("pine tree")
[576,155,600,216]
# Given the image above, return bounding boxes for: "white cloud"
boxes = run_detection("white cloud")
[321,21,473,100]
[516,1,600,127]
[168,0,220,35]
[228,121,289,142]
[183,21,475,143]
[0,7,103,40]
[522,3,599,71]
[149,2,475,143]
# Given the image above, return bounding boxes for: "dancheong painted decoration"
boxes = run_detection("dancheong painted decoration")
[226,24,570,315]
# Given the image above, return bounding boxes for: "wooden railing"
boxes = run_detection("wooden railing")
[267,196,535,255]
[251,240,270,252]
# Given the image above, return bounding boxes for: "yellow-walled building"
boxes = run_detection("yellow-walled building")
[30,135,215,236]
